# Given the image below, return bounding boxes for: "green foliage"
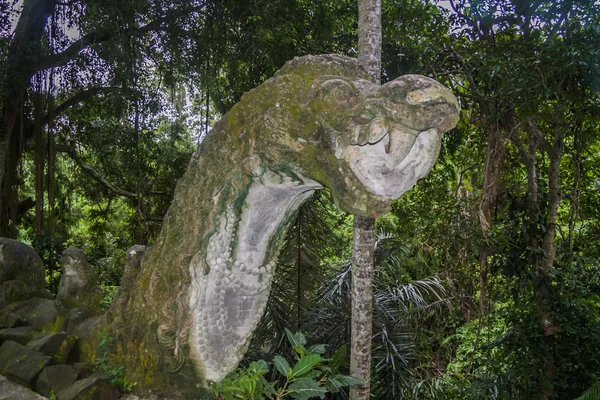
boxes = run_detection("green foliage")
[94,335,137,393]
[99,285,119,309]
[576,383,600,400]
[210,329,360,400]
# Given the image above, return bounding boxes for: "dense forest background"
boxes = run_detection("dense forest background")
[1,0,600,398]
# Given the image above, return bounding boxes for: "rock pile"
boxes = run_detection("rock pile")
[0,301,119,400]
[0,239,120,400]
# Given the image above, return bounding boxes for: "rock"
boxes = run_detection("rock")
[0,326,37,346]
[0,298,59,331]
[4,346,52,388]
[0,340,24,374]
[120,245,148,293]
[105,246,148,318]
[72,363,94,379]
[56,247,102,321]
[0,238,46,308]
[36,364,78,398]
[0,375,48,400]
[0,312,27,328]
[56,371,119,400]
[27,332,77,364]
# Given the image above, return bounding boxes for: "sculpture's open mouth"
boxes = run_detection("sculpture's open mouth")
[341,117,441,199]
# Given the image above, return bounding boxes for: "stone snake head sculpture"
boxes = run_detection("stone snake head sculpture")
[309,71,459,203]
[103,54,459,396]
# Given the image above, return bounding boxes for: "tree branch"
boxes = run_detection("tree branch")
[66,147,137,199]
[59,146,168,199]
[41,87,138,125]
[36,4,206,72]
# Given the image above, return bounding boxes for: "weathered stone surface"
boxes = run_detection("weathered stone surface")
[36,364,78,398]
[72,362,94,379]
[0,326,36,346]
[56,247,102,322]
[4,347,52,388]
[0,375,48,400]
[0,312,27,328]
[106,246,148,317]
[0,340,24,373]
[89,54,459,397]
[0,238,46,308]
[56,371,119,400]
[0,298,59,331]
[27,332,77,364]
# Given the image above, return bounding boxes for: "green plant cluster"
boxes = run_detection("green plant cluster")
[94,335,137,393]
[210,329,360,400]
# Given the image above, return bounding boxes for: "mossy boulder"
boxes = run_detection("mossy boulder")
[56,371,119,400]
[36,364,79,398]
[0,298,59,332]
[3,346,52,388]
[0,326,36,346]
[0,374,48,400]
[27,332,77,364]
[0,238,46,308]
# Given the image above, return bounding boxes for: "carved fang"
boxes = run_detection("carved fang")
[381,126,419,174]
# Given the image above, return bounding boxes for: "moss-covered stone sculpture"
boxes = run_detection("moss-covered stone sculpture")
[90,54,459,398]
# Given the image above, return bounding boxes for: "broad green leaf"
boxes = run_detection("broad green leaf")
[273,355,291,376]
[330,374,362,387]
[295,332,307,346]
[302,370,322,380]
[307,344,326,355]
[288,378,327,400]
[328,345,347,372]
[259,375,276,394]
[285,328,302,347]
[292,354,321,378]
[248,360,269,375]
[286,328,307,348]
[325,379,340,393]
[293,345,307,357]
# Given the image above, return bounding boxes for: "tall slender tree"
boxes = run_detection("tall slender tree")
[350,1,381,399]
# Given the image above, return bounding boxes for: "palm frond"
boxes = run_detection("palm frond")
[576,383,600,400]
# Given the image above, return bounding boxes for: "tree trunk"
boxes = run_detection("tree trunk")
[357,0,382,83]
[351,1,381,399]
[0,0,55,237]
[296,207,308,329]
[514,119,565,400]
[476,104,507,321]
[350,215,376,399]
[536,125,564,400]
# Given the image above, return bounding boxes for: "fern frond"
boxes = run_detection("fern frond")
[575,383,600,400]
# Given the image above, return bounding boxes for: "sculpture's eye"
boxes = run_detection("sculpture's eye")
[317,79,356,105]
[380,80,408,104]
